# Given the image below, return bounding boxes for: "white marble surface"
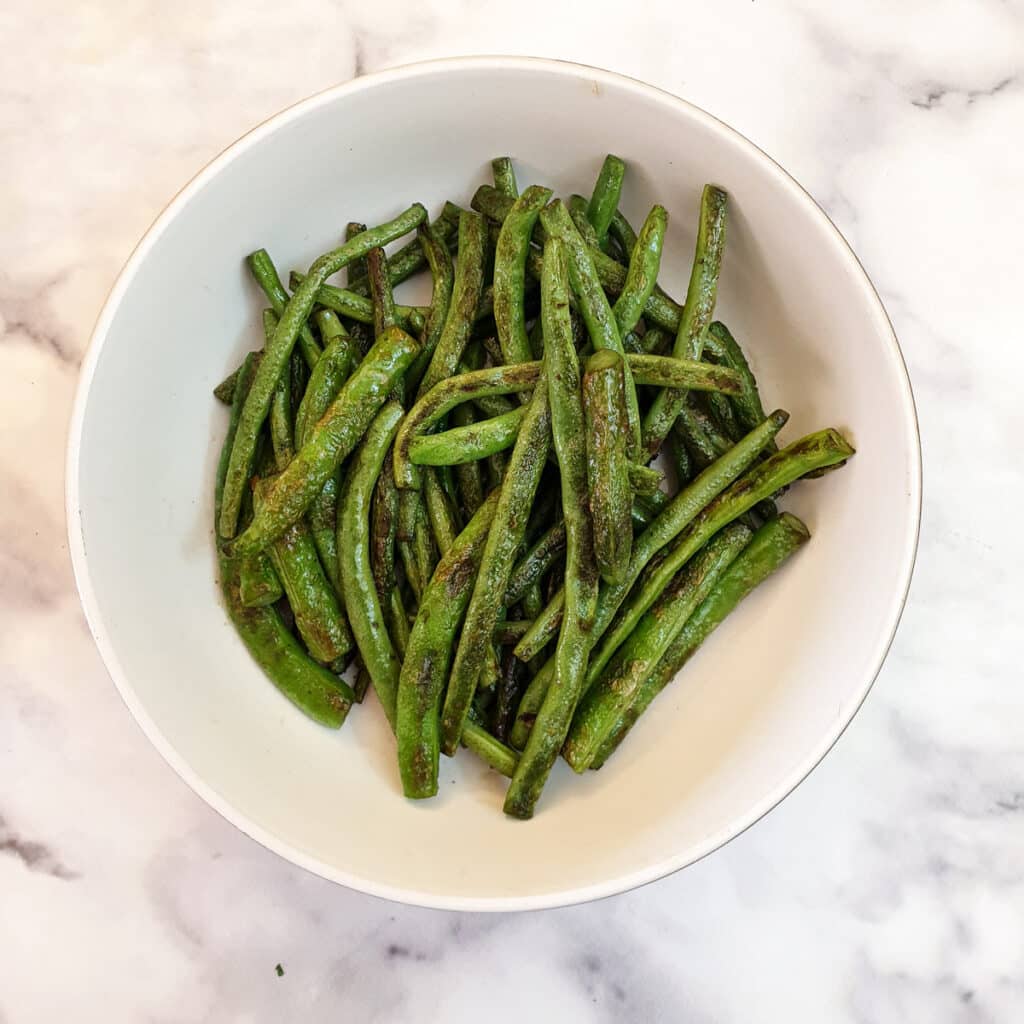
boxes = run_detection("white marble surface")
[3,0,1023,1019]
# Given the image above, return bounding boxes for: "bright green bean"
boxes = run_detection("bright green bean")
[245,248,322,370]
[409,405,527,465]
[586,154,626,244]
[491,156,518,198]
[612,205,667,336]
[289,271,426,334]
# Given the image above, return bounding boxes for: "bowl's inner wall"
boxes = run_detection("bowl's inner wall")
[74,63,917,906]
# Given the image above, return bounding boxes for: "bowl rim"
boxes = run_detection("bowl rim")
[65,54,923,912]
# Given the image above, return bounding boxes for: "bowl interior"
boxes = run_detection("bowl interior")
[69,59,919,910]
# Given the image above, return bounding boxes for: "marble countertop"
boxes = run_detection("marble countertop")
[4,1,1022,1019]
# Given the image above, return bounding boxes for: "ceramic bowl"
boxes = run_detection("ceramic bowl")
[67,57,921,910]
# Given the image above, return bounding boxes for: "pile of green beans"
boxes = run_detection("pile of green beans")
[212,157,854,818]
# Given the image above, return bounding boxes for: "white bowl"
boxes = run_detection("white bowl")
[67,57,921,911]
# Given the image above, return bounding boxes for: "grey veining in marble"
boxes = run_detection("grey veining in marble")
[2,0,1023,1020]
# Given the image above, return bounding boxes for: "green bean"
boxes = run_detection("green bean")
[411,498,438,596]
[473,184,686,335]
[409,405,527,466]
[345,222,368,284]
[668,422,694,488]
[491,156,518,198]
[419,211,488,395]
[504,238,598,819]
[642,185,728,457]
[371,455,405,646]
[219,204,426,538]
[705,320,771,435]
[677,398,730,471]
[492,647,525,743]
[461,721,519,778]
[706,388,744,443]
[568,194,601,249]
[406,222,455,397]
[231,326,420,555]
[423,468,459,556]
[246,249,322,370]
[295,312,357,448]
[366,247,397,336]
[289,271,427,334]
[238,549,282,607]
[592,513,810,767]
[440,368,551,756]
[255,481,352,666]
[640,326,671,355]
[493,186,553,366]
[393,361,541,489]
[564,523,751,770]
[509,411,788,747]
[539,199,642,460]
[396,491,500,798]
[612,205,667,336]
[627,463,664,495]
[479,639,502,691]
[450,402,485,516]
[586,154,626,244]
[589,427,854,684]
[583,350,632,584]
[493,619,534,644]
[348,209,457,296]
[338,401,406,727]
[213,367,239,405]
[506,521,566,606]
[353,660,371,704]
[608,208,638,259]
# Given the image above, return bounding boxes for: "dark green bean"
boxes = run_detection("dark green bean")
[627,463,664,495]
[586,154,626,244]
[219,204,426,538]
[440,368,551,756]
[393,361,542,490]
[450,402,485,516]
[405,222,454,397]
[540,199,642,459]
[397,491,500,798]
[506,521,566,606]
[564,523,751,770]
[491,156,518,198]
[366,247,397,336]
[345,222,368,284]
[347,210,457,296]
[492,647,525,743]
[589,428,854,683]
[371,454,405,648]
[592,513,810,767]
[493,186,553,366]
[338,401,406,728]
[612,205,667,336]
[504,237,598,819]
[419,211,488,395]
[608,208,638,259]
[642,185,728,457]
[568,194,601,249]
[289,270,427,335]
[213,367,239,404]
[409,405,527,466]
[509,412,788,748]
[583,350,632,584]
[705,320,772,436]
[246,248,322,370]
[231,326,420,555]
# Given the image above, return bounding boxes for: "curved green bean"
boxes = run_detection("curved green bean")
[347,209,457,296]
[409,405,527,466]
[338,401,406,728]
[419,211,488,395]
[563,523,751,771]
[493,185,553,366]
[231,326,419,556]
[288,271,427,335]
[504,237,598,819]
[592,513,810,767]
[583,350,632,584]
[406,222,454,397]
[608,208,638,259]
[295,312,357,447]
